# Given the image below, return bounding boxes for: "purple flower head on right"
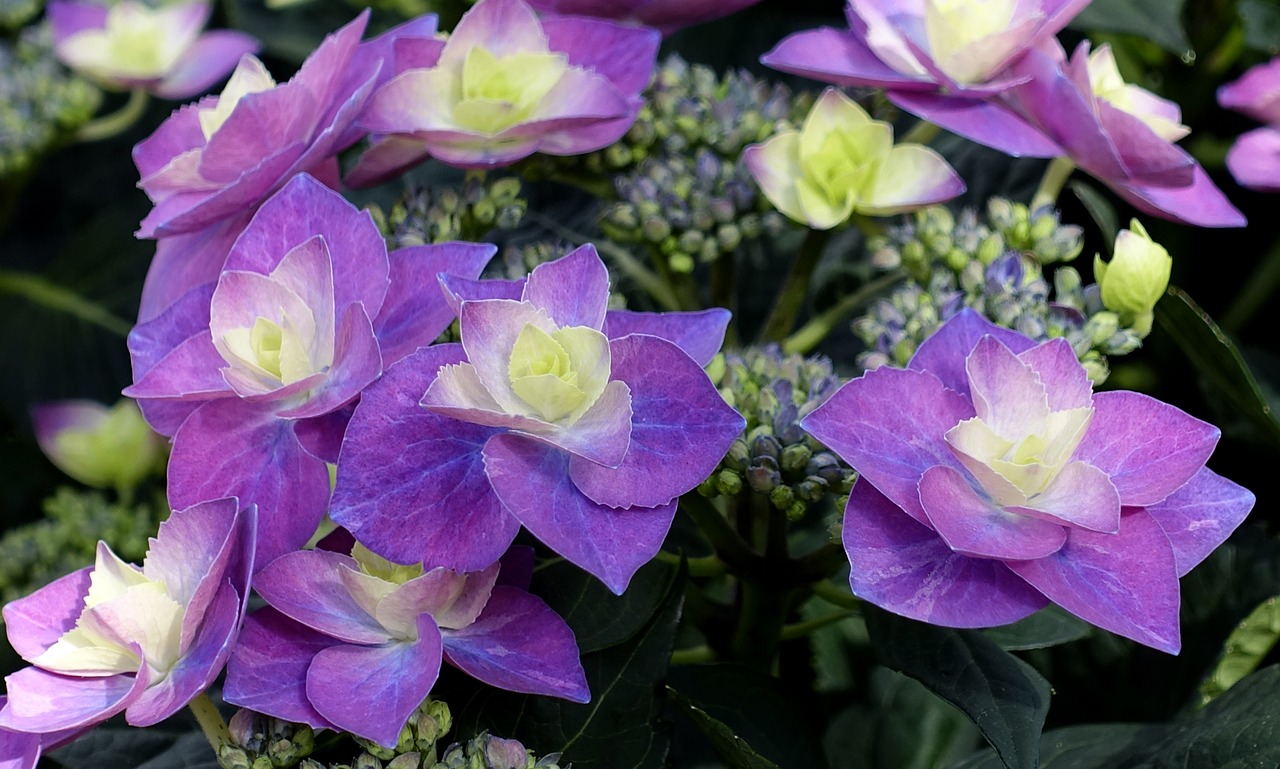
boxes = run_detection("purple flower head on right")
[802,310,1254,653]
[1218,57,1280,192]
[524,0,763,35]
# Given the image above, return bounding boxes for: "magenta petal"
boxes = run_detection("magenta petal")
[483,433,677,594]
[167,400,330,568]
[2,568,91,663]
[521,245,610,330]
[843,480,1048,627]
[1073,391,1219,507]
[0,666,149,733]
[279,305,382,420]
[1226,127,1280,193]
[801,366,972,525]
[919,466,1067,559]
[154,31,262,100]
[125,581,241,726]
[443,586,588,702]
[1011,461,1119,533]
[375,242,496,365]
[0,720,39,769]
[762,27,927,89]
[907,309,1036,398]
[1006,509,1181,653]
[1017,337,1092,410]
[330,344,518,571]
[438,274,526,317]
[138,215,248,322]
[124,333,229,403]
[540,15,658,95]
[1219,58,1280,124]
[345,135,433,188]
[1144,467,1255,577]
[526,380,631,467]
[129,279,215,383]
[226,174,390,316]
[569,334,743,508]
[602,308,730,367]
[306,617,442,748]
[47,2,107,45]
[143,497,244,643]
[293,405,354,464]
[223,608,342,730]
[255,550,391,644]
[1109,166,1247,228]
[887,91,1063,158]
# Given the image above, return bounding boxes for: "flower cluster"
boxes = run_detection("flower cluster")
[1219,57,1280,192]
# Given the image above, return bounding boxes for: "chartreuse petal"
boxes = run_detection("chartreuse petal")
[550,325,611,423]
[352,542,424,585]
[453,45,568,134]
[509,323,588,422]
[924,0,1018,83]
[199,55,276,140]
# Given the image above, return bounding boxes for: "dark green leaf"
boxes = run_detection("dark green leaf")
[1069,0,1191,54]
[1068,181,1119,253]
[1135,665,1280,768]
[450,562,686,769]
[1240,0,1280,53]
[532,558,677,653]
[667,663,825,769]
[985,606,1093,652]
[865,608,1051,769]
[1200,596,1280,705]
[50,727,217,769]
[668,688,780,769]
[950,724,1154,769]
[1154,287,1280,448]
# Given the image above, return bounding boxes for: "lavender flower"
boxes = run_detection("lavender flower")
[1218,57,1280,192]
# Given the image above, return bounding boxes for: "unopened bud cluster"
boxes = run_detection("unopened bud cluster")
[601,147,788,272]
[375,174,526,250]
[0,24,101,178]
[856,201,1148,383]
[1,0,41,31]
[704,345,855,519]
[220,711,317,769]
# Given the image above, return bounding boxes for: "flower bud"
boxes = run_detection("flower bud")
[32,398,165,491]
[1094,219,1171,327]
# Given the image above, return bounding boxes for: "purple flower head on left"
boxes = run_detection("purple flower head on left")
[331,244,744,594]
[0,498,255,734]
[48,0,258,99]
[349,0,659,183]
[802,310,1255,653]
[223,539,587,748]
[125,175,495,567]
[524,0,763,35]
[1219,57,1280,192]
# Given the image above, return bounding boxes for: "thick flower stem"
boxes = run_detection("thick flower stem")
[0,269,133,337]
[189,692,231,754]
[810,579,861,610]
[1031,157,1076,210]
[782,270,905,354]
[759,228,833,342]
[780,609,859,641]
[680,494,757,575]
[899,119,941,146]
[655,549,730,577]
[73,89,149,144]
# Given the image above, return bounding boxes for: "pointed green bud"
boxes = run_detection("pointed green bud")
[769,484,795,510]
[715,469,744,496]
[1094,219,1171,319]
[386,754,421,769]
[976,235,1004,265]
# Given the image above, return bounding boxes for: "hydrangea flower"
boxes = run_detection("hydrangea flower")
[524,0,763,35]
[30,399,165,490]
[331,245,744,593]
[0,498,255,732]
[1218,57,1280,192]
[124,175,495,567]
[1006,41,1245,228]
[1093,218,1171,333]
[48,0,257,98]
[761,0,1088,157]
[349,0,659,181]
[223,537,586,748]
[132,11,416,320]
[0,702,85,769]
[801,310,1254,653]
[743,88,964,229]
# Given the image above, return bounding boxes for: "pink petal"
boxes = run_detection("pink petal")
[1010,461,1120,533]
[907,309,1036,399]
[2,568,92,664]
[223,608,342,730]
[521,244,610,330]
[155,31,261,100]
[375,242,496,366]
[603,308,730,368]
[919,466,1067,560]
[1226,127,1280,193]
[1143,467,1255,577]
[1016,337,1092,410]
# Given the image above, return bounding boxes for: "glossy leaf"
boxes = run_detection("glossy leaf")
[1069,0,1191,55]
[984,606,1093,651]
[668,688,780,769]
[1199,595,1280,705]
[951,723,1153,769]
[531,559,679,654]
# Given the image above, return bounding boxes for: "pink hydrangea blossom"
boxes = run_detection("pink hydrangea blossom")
[1218,57,1280,192]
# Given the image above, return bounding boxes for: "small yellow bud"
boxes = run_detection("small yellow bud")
[1094,219,1172,322]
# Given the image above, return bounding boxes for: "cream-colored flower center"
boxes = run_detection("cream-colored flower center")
[924,0,1018,83]
[452,46,568,134]
[507,323,610,424]
[199,55,277,140]
[221,312,316,386]
[1087,47,1189,141]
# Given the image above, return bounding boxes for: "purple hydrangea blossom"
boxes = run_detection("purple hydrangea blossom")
[48,0,258,99]
[330,244,744,594]
[124,175,495,567]
[1218,57,1280,192]
[0,705,85,769]
[761,0,1088,157]
[0,498,255,733]
[131,11,426,320]
[223,538,587,748]
[801,310,1254,653]
[348,0,659,182]
[524,0,763,35]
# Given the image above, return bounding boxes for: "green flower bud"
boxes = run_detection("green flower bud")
[668,252,695,273]
[976,234,1004,265]
[354,753,383,769]
[769,484,795,510]
[1094,219,1171,320]
[1084,311,1121,346]
[715,469,743,496]
[943,248,969,272]
[779,443,811,475]
[386,754,421,769]
[35,399,166,491]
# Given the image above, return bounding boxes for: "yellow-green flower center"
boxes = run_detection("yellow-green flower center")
[199,56,276,140]
[507,323,588,422]
[452,46,568,134]
[924,0,1018,83]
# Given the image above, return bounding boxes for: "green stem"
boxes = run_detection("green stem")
[0,269,132,337]
[759,228,833,342]
[1222,235,1280,333]
[670,645,717,664]
[680,494,758,575]
[654,549,730,577]
[526,213,679,310]
[73,89,149,143]
[188,693,231,755]
[810,579,860,610]
[780,609,858,641]
[782,269,906,354]
[1031,157,1076,210]
[898,120,941,146]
